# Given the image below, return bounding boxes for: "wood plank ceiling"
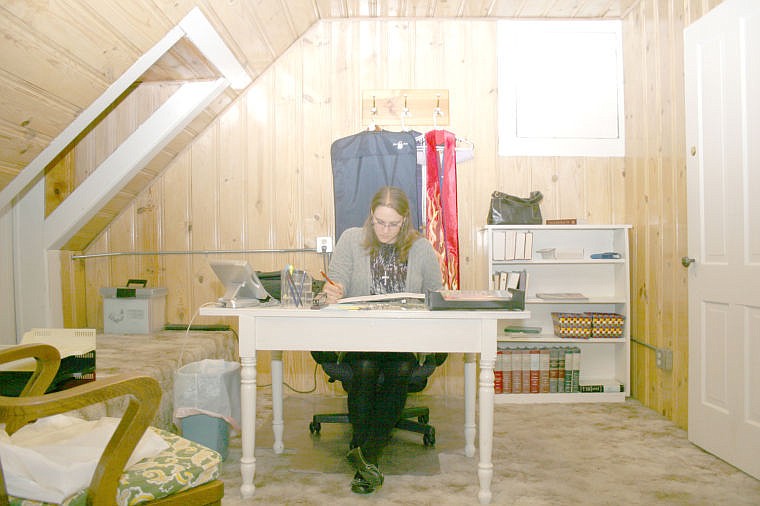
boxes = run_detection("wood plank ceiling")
[0,0,639,250]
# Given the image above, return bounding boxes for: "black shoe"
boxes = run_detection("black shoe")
[346,447,383,489]
[350,472,375,494]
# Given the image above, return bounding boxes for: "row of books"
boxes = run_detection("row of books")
[495,346,624,394]
[489,270,527,291]
[495,346,580,394]
[492,230,533,261]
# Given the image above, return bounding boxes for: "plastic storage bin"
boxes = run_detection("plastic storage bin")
[100,287,167,334]
[181,414,230,459]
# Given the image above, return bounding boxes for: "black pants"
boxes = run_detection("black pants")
[344,351,417,465]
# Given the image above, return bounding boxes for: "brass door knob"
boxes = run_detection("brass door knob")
[681,256,696,267]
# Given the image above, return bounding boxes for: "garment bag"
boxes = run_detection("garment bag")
[331,130,421,240]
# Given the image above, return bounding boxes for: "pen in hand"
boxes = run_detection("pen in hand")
[320,271,337,287]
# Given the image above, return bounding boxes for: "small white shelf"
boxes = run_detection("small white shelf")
[482,224,631,404]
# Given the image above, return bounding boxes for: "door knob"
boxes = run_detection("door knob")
[681,256,695,267]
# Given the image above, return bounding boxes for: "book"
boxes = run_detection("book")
[494,349,504,394]
[514,232,526,260]
[563,348,574,393]
[503,326,542,334]
[571,348,581,392]
[492,230,506,261]
[337,292,424,304]
[549,348,560,393]
[529,349,540,393]
[506,271,521,290]
[539,349,550,393]
[578,382,624,393]
[545,218,577,225]
[557,349,565,393]
[536,292,589,301]
[504,230,517,260]
[523,231,533,260]
[521,349,531,393]
[503,350,513,394]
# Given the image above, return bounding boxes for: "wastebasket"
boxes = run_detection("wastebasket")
[173,359,241,459]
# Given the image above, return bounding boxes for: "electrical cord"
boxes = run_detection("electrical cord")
[257,362,320,394]
[183,301,320,394]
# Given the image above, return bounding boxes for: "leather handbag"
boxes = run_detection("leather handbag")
[486,191,543,225]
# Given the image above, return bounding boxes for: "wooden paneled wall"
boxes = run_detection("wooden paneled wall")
[622,0,724,429]
[72,18,625,398]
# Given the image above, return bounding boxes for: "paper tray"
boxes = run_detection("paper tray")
[426,289,525,310]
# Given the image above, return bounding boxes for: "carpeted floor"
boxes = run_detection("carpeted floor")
[219,392,760,505]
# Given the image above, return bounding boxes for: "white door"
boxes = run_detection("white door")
[684,0,760,480]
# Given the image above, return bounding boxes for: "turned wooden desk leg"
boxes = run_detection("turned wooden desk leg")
[464,353,477,458]
[240,355,257,499]
[478,355,495,505]
[271,350,285,454]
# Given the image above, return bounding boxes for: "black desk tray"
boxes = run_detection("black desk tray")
[426,289,525,311]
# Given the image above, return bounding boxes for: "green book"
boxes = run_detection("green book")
[503,326,542,334]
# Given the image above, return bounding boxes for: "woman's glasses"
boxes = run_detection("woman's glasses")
[372,217,403,230]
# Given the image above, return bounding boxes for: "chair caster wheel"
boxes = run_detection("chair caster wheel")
[423,427,435,447]
[309,421,321,434]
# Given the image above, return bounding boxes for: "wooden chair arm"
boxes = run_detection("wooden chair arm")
[0,345,162,505]
[0,343,61,397]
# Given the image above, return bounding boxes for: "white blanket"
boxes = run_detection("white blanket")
[0,414,168,503]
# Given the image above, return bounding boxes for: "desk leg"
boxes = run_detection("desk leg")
[240,355,257,499]
[477,355,495,505]
[463,353,477,458]
[271,350,285,454]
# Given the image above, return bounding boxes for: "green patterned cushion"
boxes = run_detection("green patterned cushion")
[9,428,221,506]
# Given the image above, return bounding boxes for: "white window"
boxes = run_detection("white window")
[497,20,625,157]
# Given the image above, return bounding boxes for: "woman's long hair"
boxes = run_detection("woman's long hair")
[361,186,421,262]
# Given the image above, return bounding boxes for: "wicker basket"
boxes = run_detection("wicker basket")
[589,312,626,338]
[551,312,593,339]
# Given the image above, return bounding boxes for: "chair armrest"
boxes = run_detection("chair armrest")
[0,343,61,397]
[0,367,161,504]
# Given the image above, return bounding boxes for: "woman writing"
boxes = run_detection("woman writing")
[322,186,443,494]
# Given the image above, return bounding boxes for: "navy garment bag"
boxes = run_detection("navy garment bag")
[331,130,421,240]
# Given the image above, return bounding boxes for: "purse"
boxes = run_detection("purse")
[486,191,543,225]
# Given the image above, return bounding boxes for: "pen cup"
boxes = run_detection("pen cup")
[280,268,312,308]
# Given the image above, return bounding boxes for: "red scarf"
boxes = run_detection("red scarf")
[425,130,460,290]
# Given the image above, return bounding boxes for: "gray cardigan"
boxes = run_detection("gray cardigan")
[328,227,443,297]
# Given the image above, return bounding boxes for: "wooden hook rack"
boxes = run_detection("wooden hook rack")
[362,89,449,127]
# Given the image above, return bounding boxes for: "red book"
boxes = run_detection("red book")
[494,349,503,393]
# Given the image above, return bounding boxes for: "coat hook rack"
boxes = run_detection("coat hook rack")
[361,89,449,127]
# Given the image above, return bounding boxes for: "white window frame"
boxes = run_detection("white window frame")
[497,20,625,157]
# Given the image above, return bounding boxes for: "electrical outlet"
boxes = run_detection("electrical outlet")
[316,236,333,253]
[655,348,673,371]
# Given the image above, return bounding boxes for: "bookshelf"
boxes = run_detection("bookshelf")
[481,224,631,404]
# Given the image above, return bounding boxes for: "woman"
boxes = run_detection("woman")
[322,186,443,494]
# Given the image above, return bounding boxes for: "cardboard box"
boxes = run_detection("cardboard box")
[100,287,167,334]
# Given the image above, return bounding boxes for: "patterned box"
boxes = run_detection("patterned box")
[589,312,626,338]
[551,312,593,339]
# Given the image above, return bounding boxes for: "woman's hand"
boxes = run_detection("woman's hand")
[322,280,345,304]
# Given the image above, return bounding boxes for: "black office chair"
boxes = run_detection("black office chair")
[308,351,447,447]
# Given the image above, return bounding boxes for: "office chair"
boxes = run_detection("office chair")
[308,351,447,447]
[0,343,224,505]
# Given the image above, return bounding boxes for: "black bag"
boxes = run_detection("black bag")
[486,191,543,225]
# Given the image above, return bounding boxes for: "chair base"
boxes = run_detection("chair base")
[308,406,436,447]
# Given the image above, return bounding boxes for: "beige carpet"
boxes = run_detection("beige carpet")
[219,392,760,505]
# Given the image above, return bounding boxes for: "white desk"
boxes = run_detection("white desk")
[200,305,529,504]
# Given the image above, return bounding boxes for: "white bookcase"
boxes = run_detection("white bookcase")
[481,224,631,403]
